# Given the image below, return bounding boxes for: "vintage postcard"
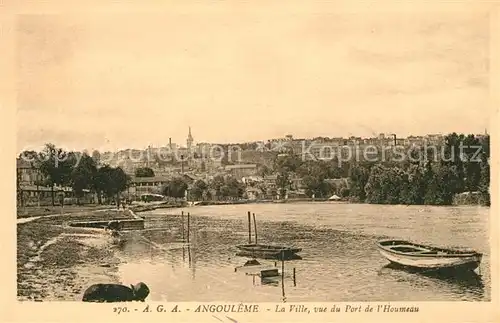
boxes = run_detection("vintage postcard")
[1,0,499,322]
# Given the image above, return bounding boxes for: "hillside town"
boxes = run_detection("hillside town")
[16,127,490,208]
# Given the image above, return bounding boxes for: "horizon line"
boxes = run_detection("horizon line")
[17,128,490,155]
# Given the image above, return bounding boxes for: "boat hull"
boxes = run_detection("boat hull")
[236,244,302,260]
[377,239,482,271]
[378,248,482,271]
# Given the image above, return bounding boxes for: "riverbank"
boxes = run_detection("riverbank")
[17,209,135,301]
[129,200,187,213]
[17,204,115,219]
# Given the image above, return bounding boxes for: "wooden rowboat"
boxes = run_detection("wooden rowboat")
[377,239,482,271]
[236,244,302,260]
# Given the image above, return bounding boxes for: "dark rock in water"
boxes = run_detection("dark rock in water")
[82,282,150,302]
[244,259,261,266]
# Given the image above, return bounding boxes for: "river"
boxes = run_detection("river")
[114,202,490,302]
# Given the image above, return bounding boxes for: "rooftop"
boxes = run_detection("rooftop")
[225,164,257,170]
[131,176,171,183]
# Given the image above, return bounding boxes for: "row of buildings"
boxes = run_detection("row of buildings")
[17,155,348,205]
[99,130,488,171]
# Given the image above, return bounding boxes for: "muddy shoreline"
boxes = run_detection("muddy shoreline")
[17,210,132,301]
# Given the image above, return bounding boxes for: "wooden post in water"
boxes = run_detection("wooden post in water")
[281,250,285,302]
[293,267,296,287]
[181,211,185,241]
[187,212,190,243]
[247,211,252,244]
[252,213,258,245]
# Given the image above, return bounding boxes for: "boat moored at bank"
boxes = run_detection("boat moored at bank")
[377,239,482,271]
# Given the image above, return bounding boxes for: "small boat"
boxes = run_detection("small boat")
[236,244,302,260]
[377,239,482,271]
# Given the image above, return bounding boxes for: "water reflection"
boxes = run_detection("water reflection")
[235,252,303,260]
[233,258,298,303]
[379,263,485,298]
[181,244,195,279]
[114,204,489,302]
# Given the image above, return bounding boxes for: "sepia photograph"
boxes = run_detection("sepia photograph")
[4,0,499,322]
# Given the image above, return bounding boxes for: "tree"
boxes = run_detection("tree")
[71,153,97,205]
[38,144,76,206]
[93,166,108,204]
[348,163,371,202]
[93,165,129,205]
[276,171,290,198]
[209,175,225,200]
[478,161,490,206]
[190,180,208,201]
[405,164,426,205]
[162,177,188,199]
[478,140,490,206]
[220,177,244,199]
[110,167,130,207]
[135,167,155,177]
[274,155,302,173]
[302,175,332,198]
[364,165,386,204]
[326,157,344,179]
[461,135,482,192]
[441,133,465,192]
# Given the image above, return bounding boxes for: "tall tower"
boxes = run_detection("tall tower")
[187,126,194,153]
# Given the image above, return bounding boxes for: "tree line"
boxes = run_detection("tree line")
[269,133,490,205]
[18,144,130,206]
[160,175,245,201]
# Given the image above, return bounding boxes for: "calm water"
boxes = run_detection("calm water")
[114,202,490,302]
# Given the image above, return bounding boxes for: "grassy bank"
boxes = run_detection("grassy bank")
[17,209,131,301]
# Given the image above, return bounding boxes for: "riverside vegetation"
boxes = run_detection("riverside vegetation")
[268,133,490,206]
[18,133,490,209]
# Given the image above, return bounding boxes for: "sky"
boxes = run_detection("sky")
[15,2,491,153]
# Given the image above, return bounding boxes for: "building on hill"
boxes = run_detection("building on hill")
[225,164,258,180]
[405,136,425,147]
[130,176,171,195]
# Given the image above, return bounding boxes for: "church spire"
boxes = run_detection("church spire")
[187,126,193,150]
